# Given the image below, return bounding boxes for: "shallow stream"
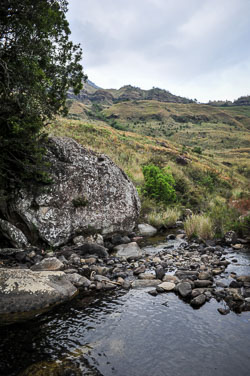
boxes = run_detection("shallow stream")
[1,238,250,376]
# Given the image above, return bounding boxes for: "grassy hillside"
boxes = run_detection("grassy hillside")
[55,97,250,237]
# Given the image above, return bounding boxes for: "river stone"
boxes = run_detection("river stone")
[31,257,64,271]
[65,273,91,288]
[224,230,237,245]
[4,137,140,247]
[138,224,157,237]
[114,242,142,259]
[155,266,165,280]
[198,272,212,280]
[177,282,192,297]
[0,219,29,248]
[158,282,175,291]
[194,280,213,288]
[190,294,206,307]
[138,273,156,280]
[237,275,250,283]
[162,275,180,284]
[0,268,77,325]
[132,279,162,288]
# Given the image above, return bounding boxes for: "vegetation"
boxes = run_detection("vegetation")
[0,0,85,190]
[142,164,176,204]
[184,215,214,240]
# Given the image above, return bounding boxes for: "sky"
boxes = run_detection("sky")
[67,0,250,103]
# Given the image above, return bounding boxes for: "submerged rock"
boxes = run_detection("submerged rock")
[114,242,142,259]
[138,224,157,237]
[0,268,77,325]
[2,137,140,247]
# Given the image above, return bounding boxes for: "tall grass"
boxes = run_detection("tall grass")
[184,214,214,240]
[146,207,181,228]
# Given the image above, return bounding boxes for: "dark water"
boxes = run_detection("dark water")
[1,247,250,376]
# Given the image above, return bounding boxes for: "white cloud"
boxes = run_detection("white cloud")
[67,0,250,102]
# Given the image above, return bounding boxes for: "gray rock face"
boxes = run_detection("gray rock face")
[0,268,77,325]
[0,219,29,248]
[138,224,157,237]
[114,242,142,259]
[3,137,140,247]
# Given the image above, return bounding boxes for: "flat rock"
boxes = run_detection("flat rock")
[31,257,64,271]
[115,242,142,259]
[194,280,213,288]
[0,268,77,325]
[158,282,175,291]
[138,224,157,237]
[131,279,162,288]
[237,275,250,283]
[162,275,180,284]
[138,273,156,280]
[198,272,212,280]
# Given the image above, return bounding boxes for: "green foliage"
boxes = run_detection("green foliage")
[0,0,86,190]
[208,200,241,237]
[192,146,202,154]
[142,164,176,204]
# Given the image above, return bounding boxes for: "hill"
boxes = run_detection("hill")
[68,82,194,106]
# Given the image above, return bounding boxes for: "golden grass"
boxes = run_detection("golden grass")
[146,207,181,228]
[184,214,214,240]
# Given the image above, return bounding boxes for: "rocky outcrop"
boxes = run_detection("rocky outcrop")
[2,137,140,247]
[0,268,78,325]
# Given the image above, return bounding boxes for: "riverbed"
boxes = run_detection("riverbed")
[1,239,250,376]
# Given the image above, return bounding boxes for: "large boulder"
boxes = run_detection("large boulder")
[0,268,78,325]
[2,137,141,247]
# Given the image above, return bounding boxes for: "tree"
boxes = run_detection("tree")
[0,0,86,189]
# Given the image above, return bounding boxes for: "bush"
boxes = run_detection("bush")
[142,164,176,204]
[208,200,240,237]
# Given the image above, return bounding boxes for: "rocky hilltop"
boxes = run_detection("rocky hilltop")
[68,80,194,105]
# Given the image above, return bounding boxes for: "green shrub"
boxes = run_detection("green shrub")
[142,164,176,204]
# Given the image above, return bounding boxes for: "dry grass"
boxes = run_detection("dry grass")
[146,207,181,228]
[184,214,214,240]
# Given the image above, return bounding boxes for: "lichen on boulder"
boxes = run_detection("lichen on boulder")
[2,137,141,247]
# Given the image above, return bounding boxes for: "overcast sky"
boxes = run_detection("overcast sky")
[67,0,250,102]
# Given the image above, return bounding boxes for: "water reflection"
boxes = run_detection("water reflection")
[1,248,250,376]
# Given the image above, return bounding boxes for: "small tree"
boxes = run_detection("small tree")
[142,164,176,204]
[0,0,86,189]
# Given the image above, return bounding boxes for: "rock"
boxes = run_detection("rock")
[0,219,29,248]
[198,272,212,280]
[224,230,237,245]
[158,282,175,291]
[218,307,230,315]
[138,273,155,280]
[4,137,140,247]
[84,257,97,265]
[166,234,176,240]
[131,279,162,288]
[115,242,142,260]
[73,243,109,258]
[190,294,206,307]
[162,275,180,284]
[177,282,192,297]
[237,275,250,283]
[194,280,213,288]
[176,155,188,165]
[229,280,242,288]
[155,266,165,280]
[31,257,64,271]
[183,209,193,218]
[66,273,91,288]
[138,224,157,237]
[148,289,158,296]
[133,264,146,275]
[73,235,85,245]
[0,268,77,325]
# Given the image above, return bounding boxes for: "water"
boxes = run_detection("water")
[1,244,250,376]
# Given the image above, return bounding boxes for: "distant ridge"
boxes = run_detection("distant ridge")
[68,82,194,105]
